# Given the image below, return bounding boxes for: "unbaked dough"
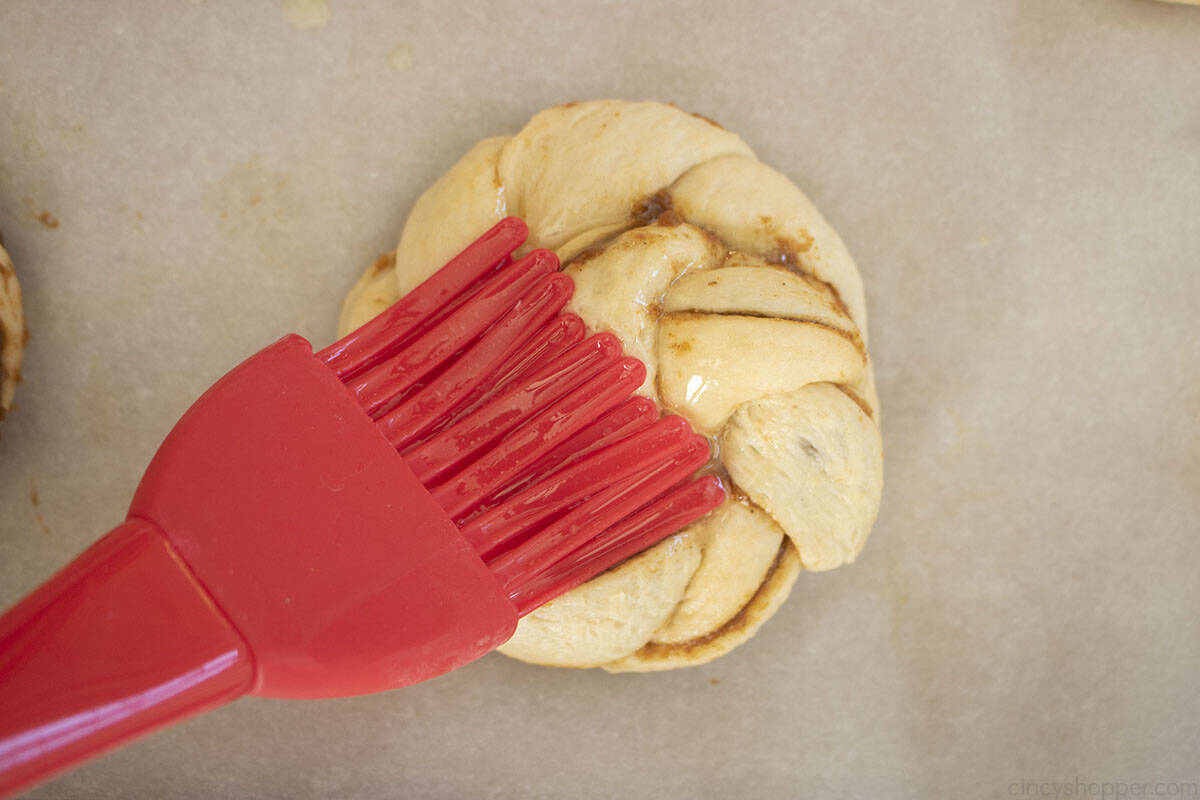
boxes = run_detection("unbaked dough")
[0,241,25,418]
[338,101,883,671]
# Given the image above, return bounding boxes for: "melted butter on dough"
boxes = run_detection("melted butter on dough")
[564,222,724,397]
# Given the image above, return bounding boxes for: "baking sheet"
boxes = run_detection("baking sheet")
[1,1,1198,797]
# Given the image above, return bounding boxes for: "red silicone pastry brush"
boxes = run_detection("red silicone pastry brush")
[0,218,724,798]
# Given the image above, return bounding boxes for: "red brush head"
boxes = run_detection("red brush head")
[129,218,722,699]
[320,218,725,613]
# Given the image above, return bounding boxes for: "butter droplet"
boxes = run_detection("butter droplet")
[281,0,330,30]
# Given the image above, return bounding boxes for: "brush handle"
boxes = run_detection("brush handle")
[0,518,255,799]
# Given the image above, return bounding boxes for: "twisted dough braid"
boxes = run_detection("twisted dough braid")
[0,242,24,419]
[339,101,883,671]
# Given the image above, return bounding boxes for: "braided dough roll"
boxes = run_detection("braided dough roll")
[339,101,883,671]
[0,241,25,419]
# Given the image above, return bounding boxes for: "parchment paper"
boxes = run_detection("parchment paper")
[1,1,1197,797]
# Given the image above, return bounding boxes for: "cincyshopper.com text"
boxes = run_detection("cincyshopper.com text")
[1009,779,1199,798]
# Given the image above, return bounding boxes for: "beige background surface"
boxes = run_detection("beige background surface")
[1,1,1197,798]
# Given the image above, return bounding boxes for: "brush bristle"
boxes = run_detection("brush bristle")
[319,218,724,614]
